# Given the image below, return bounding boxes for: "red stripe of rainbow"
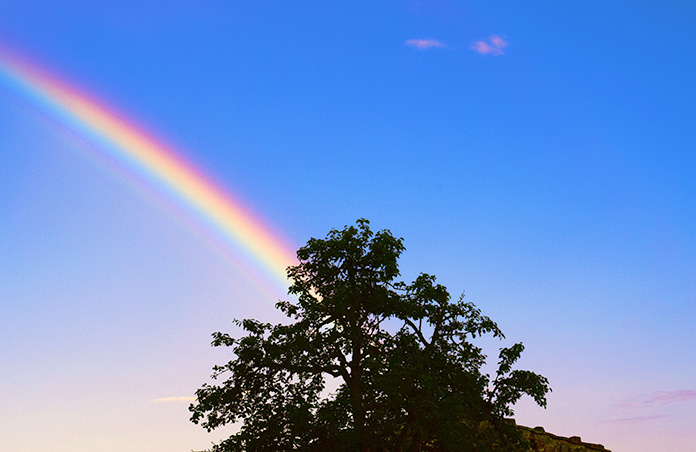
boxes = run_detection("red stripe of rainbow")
[0,47,297,296]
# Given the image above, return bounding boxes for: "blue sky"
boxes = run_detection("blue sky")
[1,2,695,451]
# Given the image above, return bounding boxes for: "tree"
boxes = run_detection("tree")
[190,219,550,451]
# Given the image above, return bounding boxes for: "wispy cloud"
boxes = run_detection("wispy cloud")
[617,390,696,408]
[645,390,696,405]
[606,415,669,425]
[150,396,196,404]
[405,39,445,50]
[471,35,508,55]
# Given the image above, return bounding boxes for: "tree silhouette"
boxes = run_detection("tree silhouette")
[190,219,549,451]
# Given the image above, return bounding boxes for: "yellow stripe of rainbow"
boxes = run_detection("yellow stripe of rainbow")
[0,47,297,296]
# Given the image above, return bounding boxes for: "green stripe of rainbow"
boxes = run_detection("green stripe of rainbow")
[0,47,297,295]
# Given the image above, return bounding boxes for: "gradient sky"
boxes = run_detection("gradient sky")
[1,2,695,451]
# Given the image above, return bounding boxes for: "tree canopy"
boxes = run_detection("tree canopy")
[190,219,550,451]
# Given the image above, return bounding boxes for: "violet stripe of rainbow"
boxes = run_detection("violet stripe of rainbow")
[0,48,297,293]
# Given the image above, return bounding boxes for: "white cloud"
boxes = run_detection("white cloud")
[149,396,196,404]
[405,39,446,50]
[471,35,508,55]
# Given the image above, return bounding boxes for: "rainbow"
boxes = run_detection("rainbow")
[0,46,297,297]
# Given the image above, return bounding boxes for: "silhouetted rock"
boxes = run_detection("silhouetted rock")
[517,424,610,452]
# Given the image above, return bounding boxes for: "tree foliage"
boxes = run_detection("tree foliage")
[190,219,550,451]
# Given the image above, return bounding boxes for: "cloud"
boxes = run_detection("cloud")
[617,390,696,408]
[405,39,446,50]
[643,390,696,406]
[149,396,196,404]
[606,415,669,425]
[471,35,508,55]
